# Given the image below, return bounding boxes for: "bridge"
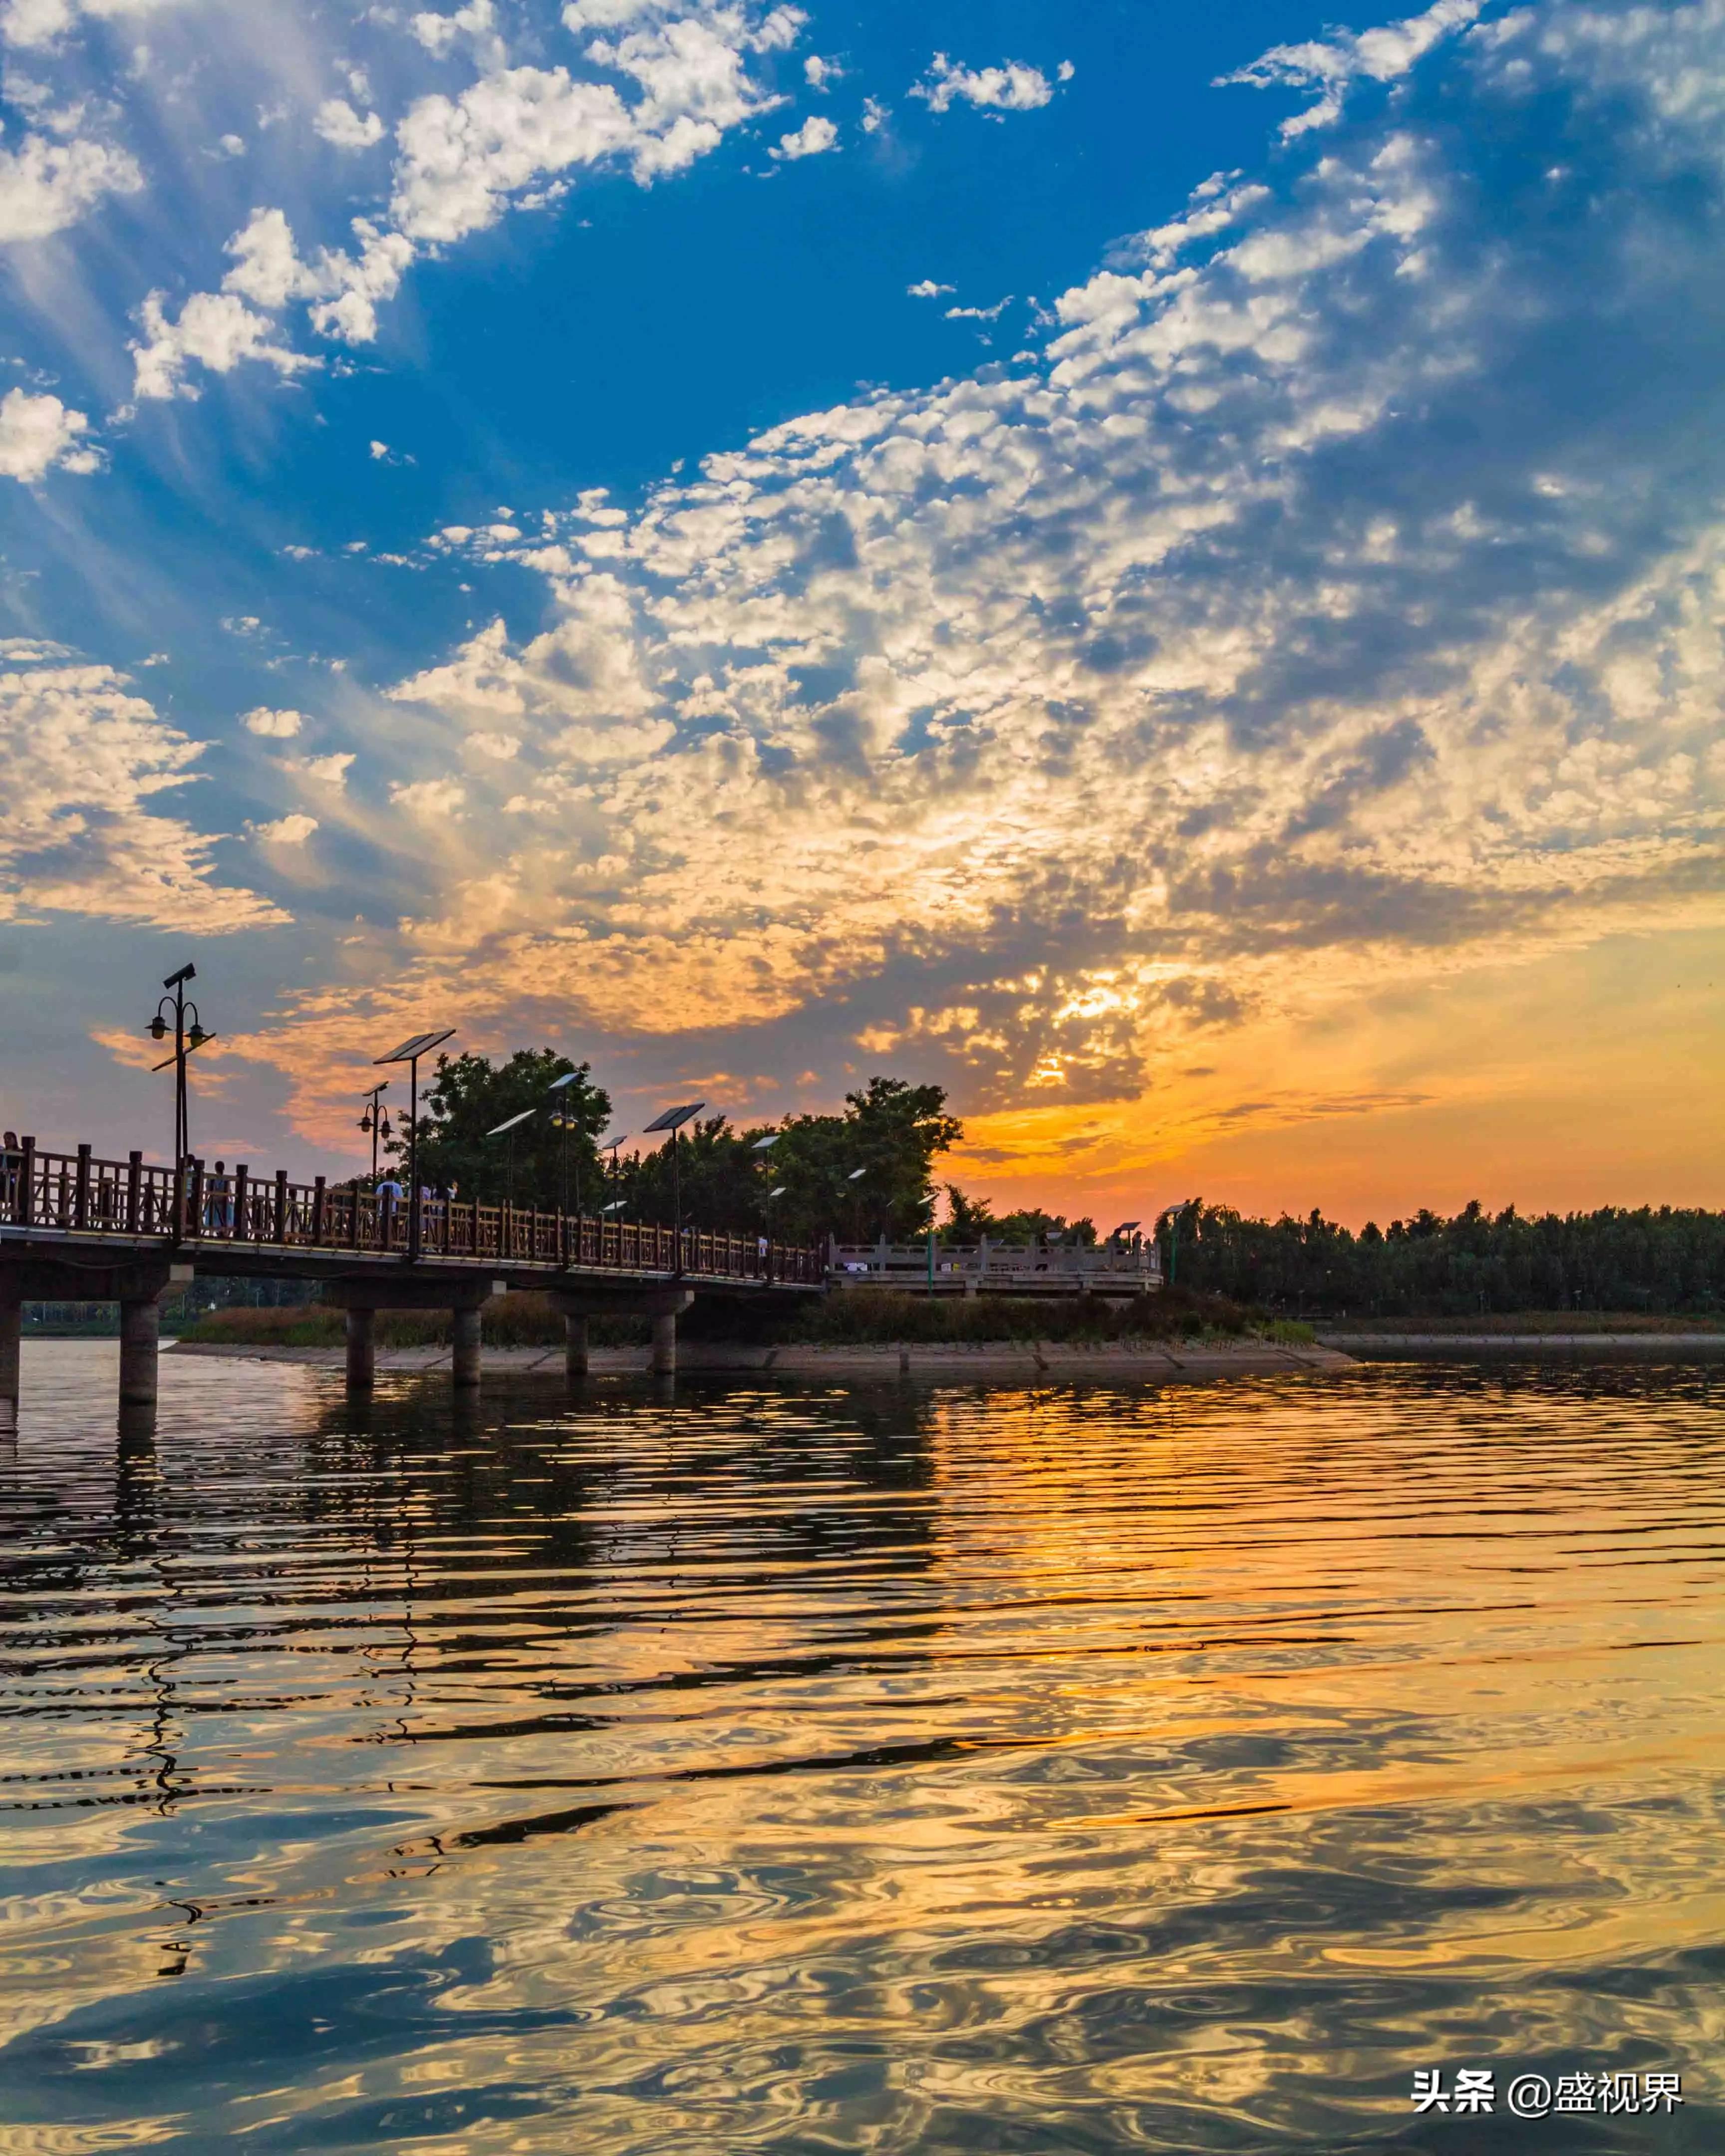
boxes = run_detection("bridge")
[0,1136,822,1429]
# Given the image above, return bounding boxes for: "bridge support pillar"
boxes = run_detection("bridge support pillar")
[452,1307,482,1389]
[345,1306,375,1394]
[550,1286,692,1379]
[118,1295,162,1411]
[0,1289,19,1435]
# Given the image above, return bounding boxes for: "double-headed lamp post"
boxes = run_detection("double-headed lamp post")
[146,962,214,1166]
[358,1083,391,1183]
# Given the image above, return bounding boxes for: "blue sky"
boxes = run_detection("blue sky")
[2,0,1722,1219]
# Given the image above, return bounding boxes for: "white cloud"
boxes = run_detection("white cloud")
[770,112,835,161]
[294,751,354,787]
[389,775,465,815]
[253,812,317,843]
[804,53,839,90]
[0,386,97,478]
[911,53,1063,115]
[0,0,184,50]
[1221,0,1482,138]
[0,656,284,930]
[860,95,886,132]
[313,98,385,151]
[129,286,316,402]
[944,297,1009,321]
[240,706,303,738]
[0,128,141,240]
[907,278,953,298]
[338,0,1725,1104]
[369,438,389,458]
[411,0,497,59]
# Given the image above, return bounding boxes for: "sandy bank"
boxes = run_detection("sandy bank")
[168,1339,1354,1380]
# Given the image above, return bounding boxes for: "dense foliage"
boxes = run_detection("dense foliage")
[395,1049,611,1207]
[622,1077,962,1244]
[941,1186,1099,1246]
[1162,1199,1725,1316]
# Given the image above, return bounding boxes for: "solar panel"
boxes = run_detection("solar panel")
[752,1133,780,1150]
[548,1071,581,1090]
[642,1101,705,1133]
[375,1027,456,1065]
[486,1108,537,1137]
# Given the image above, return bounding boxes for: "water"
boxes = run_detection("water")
[1,1345,1722,2154]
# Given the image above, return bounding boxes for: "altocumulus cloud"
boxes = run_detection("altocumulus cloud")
[266,0,1725,1130]
[0,642,283,929]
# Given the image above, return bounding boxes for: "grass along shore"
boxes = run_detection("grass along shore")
[174,1286,1313,1351]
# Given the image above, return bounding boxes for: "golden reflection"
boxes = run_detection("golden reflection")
[0,1360,1722,2149]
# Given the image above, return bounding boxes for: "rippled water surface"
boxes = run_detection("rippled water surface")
[2,1346,1723,2153]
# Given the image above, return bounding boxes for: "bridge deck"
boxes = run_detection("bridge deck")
[0,1140,820,1292]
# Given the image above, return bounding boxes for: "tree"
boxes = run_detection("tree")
[394,1049,611,1210]
[941,1185,997,1242]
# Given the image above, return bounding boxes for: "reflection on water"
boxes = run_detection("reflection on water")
[1,1344,1723,2152]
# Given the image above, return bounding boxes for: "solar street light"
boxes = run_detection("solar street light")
[373,1027,456,1261]
[643,1100,705,1263]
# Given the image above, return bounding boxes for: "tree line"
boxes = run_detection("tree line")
[1160,1199,1725,1317]
[386,1049,1724,1309]
[393,1051,967,1248]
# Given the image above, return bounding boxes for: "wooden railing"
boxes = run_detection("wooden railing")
[0,1139,821,1285]
[829,1235,1162,1297]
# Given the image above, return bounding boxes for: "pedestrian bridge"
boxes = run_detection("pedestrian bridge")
[0,1136,822,1429]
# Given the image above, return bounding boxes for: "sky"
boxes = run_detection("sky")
[0,0,1722,1227]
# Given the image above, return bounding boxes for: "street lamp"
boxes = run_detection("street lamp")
[373,1028,456,1263]
[548,1070,584,1219]
[147,962,215,1167]
[1156,1199,1197,1285]
[642,1100,705,1270]
[485,1107,537,1208]
[358,1082,391,1183]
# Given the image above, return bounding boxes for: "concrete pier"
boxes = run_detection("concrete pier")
[345,1306,375,1392]
[118,1296,162,1409]
[0,1290,19,1434]
[564,1311,589,1379]
[651,1308,678,1375]
[452,1307,482,1389]
[324,1275,505,1399]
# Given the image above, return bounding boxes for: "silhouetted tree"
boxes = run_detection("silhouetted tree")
[394,1049,610,1209]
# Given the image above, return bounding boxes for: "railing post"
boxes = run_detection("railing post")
[73,1143,91,1230]
[127,1151,142,1235]
[311,1175,326,1245]
[350,1180,362,1250]
[233,1164,249,1242]
[275,1168,289,1243]
[16,1137,33,1227]
[185,1160,204,1244]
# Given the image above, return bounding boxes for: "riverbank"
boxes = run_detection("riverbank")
[1318,1330,1725,1355]
[168,1338,1355,1379]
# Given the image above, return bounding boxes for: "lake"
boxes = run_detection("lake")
[1,1344,1721,2152]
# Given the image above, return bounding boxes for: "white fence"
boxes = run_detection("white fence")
[827,1236,1162,1298]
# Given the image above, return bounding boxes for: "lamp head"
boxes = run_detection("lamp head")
[149,1014,168,1041]
[187,1022,208,1048]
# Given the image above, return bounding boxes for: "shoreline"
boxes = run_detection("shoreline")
[167,1339,1354,1379]
[1316,1331,1725,1355]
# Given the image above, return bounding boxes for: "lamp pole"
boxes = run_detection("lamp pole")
[147,963,213,1167]
[358,1083,390,1183]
